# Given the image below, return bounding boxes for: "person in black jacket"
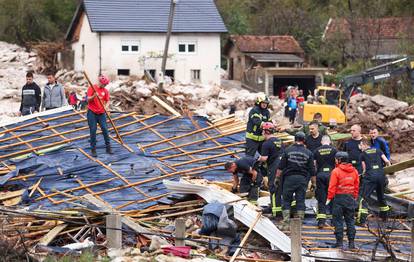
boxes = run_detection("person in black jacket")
[258,122,284,217]
[19,72,41,116]
[245,94,270,157]
[276,132,315,230]
[314,135,337,228]
[225,156,263,203]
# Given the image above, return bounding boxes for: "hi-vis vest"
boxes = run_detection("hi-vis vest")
[246,105,270,142]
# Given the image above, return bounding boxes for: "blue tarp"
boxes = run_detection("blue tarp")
[0,110,244,211]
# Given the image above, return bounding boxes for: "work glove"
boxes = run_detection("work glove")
[274,176,281,187]
[325,199,331,205]
[231,187,238,194]
[310,184,316,193]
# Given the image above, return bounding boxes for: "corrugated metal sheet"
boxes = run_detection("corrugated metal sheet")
[247,53,304,63]
[83,0,227,33]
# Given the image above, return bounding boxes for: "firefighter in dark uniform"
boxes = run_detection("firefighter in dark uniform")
[327,151,359,249]
[314,135,337,228]
[245,94,271,157]
[342,124,363,174]
[276,132,315,230]
[358,138,391,224]
[257,122,284,217]
[225,156,263,203]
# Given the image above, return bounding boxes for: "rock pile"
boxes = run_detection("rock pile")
[346,94,414,153]
[0,41,46,120]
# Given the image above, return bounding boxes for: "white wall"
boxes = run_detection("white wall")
[71,14,100,82]
[71,14,222,85]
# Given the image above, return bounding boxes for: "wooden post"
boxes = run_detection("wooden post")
[175,218,186,246]
[106,214,122,249]
[230,212,262,262]
[290,218,302,262]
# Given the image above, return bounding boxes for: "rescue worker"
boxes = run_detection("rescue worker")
[358,138,391,224]
[369,127,391,160]
[305,121,323,153]
[314,135,337,228]
[342,125,363,174]
[326,151,359,249]
[257,122,284,217]
[19,72,41,116]
[245,94,270,156]
[225,156,263,203]
[302,113,327,136]
[276,132,315,230]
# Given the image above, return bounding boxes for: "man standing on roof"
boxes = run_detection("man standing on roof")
[369,127,390,161]
[245,94,270,157]
[314,135,337,228]
[342,125,363,174]
[225,156,263,203]
[19,72,41,116]
[87,75,112,157]
[257,122,284,217]
[276,132,315,230]
[42,71,67,111]
[305,121,323,153]
[302,113,327,136]
[358,138,391,225]
[327,151,359,249]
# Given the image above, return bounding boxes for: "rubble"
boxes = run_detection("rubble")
[0,41,46,120]
[346,94,414,154]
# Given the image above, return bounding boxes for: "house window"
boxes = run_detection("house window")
[191,70,200,81]
[165,70,175,81]
[117,69,130,76]
[178,44,186,52]
[81,44,85,66]
[178,42,197,54]
[121,40,140,53]
[148,70,156,78]
[121,45,129,52]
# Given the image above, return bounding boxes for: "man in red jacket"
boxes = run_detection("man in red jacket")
[327,151,359,249]
[87,75,112,157]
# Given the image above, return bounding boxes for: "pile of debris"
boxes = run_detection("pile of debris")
[0,41,46,119]
[56,68,284,120]
[346,94,414,153]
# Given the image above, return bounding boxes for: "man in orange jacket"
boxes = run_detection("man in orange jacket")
[326,151,359,249]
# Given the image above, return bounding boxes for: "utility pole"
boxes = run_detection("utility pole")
[160,0,177,92]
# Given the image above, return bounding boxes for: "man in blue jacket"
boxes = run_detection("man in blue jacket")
[369,127,390,160]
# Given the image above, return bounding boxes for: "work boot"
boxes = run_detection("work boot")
[317,219,327,229]
[348,239,355,249]
[91,147,97,157]
[332,238,343,249]
[278,210,290,231]
[297,210,305,221]
[106,145,113,154]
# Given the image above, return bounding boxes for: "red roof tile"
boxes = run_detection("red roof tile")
[323,17,414,40]
[229,35,304,54]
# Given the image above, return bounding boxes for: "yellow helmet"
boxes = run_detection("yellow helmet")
[256,94,270,104]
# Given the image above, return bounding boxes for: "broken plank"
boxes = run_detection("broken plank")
[82,194,153,238]
[385,158,414,174]
[151,95,181,117]
[37,224,68,246]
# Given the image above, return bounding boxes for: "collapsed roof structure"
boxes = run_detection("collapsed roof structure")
[0,107,412,261]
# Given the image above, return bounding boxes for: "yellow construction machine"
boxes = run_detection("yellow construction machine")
[300,86,347,124]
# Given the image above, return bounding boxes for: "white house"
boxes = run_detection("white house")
[65,0,227,85]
